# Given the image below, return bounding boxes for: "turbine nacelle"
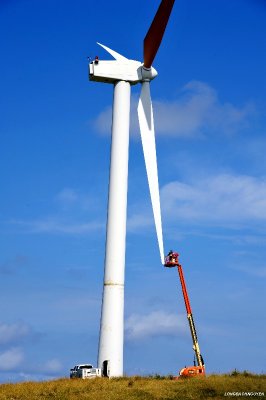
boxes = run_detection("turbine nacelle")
[89,43,158,85]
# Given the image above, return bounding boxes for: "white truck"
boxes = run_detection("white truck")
[70,364,102,379]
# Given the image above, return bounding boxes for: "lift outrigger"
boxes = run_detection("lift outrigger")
[164,251,205,378]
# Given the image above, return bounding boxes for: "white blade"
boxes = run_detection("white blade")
[97,42,129,61]
[137,81,165,264]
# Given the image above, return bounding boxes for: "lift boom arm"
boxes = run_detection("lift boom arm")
[177,264,204,368]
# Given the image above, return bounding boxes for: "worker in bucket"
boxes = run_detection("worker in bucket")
[164,250,179,266]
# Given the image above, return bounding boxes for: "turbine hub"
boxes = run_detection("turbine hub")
[141,65,158,82]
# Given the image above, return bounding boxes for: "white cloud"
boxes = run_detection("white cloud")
[42,359,63,374]
[55,188,94,211]
[161,173,266,226]
[8,187,104,235]
[1,358,63,380]
[154,81,253,137]
[94,105,112,135]
[93,81,254,138]
[0,348,24,371]
[231,264,266,278]
[125,311,187,340]
[0,322,31,345]
[56,188,78,206]
[10,218,104,234]
[127,212,153,232]
[125,173,266,236]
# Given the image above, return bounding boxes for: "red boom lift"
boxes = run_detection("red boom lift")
[164,251,205,378]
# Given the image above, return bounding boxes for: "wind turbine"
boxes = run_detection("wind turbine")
[89,0,175,378]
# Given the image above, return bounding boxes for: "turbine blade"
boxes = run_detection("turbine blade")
[137,82,165,264]
[97,42,129,61]
[143,0,175,68]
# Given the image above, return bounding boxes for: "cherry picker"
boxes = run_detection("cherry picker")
[164,251,205,378]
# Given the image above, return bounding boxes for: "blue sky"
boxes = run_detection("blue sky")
[0,0,266,382]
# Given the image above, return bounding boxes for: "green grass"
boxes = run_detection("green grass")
[0,372,265,400]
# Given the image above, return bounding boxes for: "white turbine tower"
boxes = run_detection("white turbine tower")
[89,0,175,378]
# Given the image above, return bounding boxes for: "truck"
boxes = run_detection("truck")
[70,364,102,379]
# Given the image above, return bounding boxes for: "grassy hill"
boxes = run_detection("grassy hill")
[0,372,265,400]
